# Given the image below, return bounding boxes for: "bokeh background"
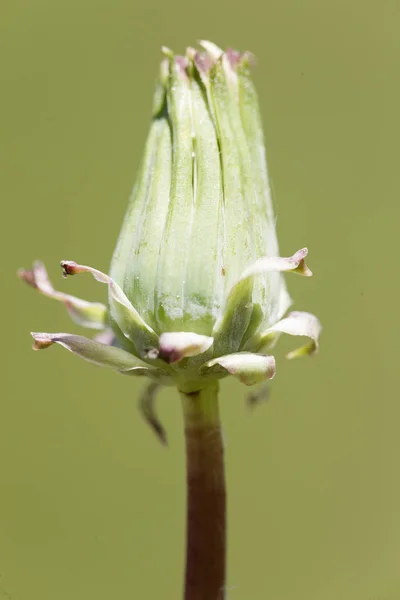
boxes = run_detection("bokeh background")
[1,0,399,598]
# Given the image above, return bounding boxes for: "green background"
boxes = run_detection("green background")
[1,0,399,598]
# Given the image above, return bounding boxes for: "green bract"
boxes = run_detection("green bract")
[19,42,321,433]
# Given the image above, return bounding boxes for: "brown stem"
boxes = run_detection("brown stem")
[180,382,226,600]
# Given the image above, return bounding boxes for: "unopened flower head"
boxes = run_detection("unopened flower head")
[19,42,321,416]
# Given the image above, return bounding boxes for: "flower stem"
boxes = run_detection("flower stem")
[180,382,226,600]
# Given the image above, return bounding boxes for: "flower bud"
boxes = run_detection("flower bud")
[111,44,290,345]
[19,42,321,412]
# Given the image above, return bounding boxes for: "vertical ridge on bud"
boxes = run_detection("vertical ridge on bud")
[237,60,292,326]
[206,57,261,352]
[182,65,224,335]
[123,111,172,333]
[110,91,170,339]
[208,59,254,294]
[110,120,160,288]
[155,57,194,331]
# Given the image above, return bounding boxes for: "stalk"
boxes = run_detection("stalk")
[180,382,226,600]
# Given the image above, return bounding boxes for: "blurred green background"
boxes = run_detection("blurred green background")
[1,0,399,598]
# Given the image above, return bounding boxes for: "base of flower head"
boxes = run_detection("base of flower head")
[20,250,320,387]
[21,254,321,447]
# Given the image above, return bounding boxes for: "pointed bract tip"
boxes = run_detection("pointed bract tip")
[159,57,170,85]
[18,261,49,290]
[18,261,107,330]
[60,260,80,277]
[198,40,223,60]
[186,46,196,61]
[161,45,174,58]
[18,267,37,287]
[31,332,54,350]
[295,247,308,259]
[293,248,313,276]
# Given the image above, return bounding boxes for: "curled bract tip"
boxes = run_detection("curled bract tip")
[31,332,53,350]
[240,247,312,282]
[60,260,109,283]
[61,260,79,277]
[198,40,223,60]
[19,261,107,330]
[18,264,40,288]
[291,248,313,276]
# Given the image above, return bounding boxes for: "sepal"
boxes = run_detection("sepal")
[250,311,322,358]
[213,248,312,355]
[147,332,214,364]
[61,261,159,356]
[18,261,107,329]
[239,248,312,281]
[31,332,153,374]
[138,382,167,445]
[204,352,276,386]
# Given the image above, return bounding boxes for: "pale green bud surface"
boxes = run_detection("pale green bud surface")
[20,42,321,409]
